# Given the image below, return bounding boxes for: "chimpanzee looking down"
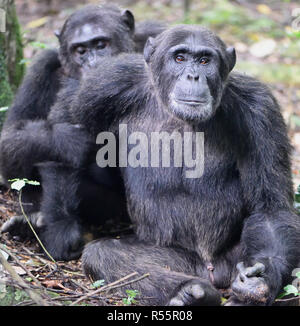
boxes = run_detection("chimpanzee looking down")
[54,25,300,305]
[0,4,164,259]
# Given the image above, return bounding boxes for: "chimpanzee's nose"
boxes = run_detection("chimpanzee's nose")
[187,73,200,81]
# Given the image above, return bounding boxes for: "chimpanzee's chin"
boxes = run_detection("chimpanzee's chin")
[169,100,215,123]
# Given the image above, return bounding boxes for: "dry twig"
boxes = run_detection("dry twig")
[71,272,150,306]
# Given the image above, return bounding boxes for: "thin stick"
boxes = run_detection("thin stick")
[19,190,56,264]
[275,297,300,302]
[70,272,140,306]
[106,273,150,292]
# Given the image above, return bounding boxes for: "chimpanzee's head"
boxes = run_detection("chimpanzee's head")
[144,25,236,123]
[56,4,135,79]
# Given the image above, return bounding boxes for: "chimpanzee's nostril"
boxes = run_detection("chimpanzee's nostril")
[187,74,200,81]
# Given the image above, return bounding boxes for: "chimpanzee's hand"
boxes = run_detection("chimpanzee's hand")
[52,123,94,168]
[225,262,270,306]
[40,219,84,261]
[1,212,44,241]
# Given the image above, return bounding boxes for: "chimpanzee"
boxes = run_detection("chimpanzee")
[56,25,299,305]
[0,4,164,259]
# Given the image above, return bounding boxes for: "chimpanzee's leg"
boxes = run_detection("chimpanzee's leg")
[37,162,129,261]
[82,236,221,305]
[37,162,84,261]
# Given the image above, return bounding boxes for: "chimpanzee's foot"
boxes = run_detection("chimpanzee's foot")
[167,279,221,306]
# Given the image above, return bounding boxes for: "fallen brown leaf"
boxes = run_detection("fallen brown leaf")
[42,279,71,292]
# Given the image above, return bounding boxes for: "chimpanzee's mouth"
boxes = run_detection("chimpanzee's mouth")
[175,98,208,106]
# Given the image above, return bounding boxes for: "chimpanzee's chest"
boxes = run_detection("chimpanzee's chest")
[119,115,245,258]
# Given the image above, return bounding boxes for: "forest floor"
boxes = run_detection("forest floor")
[0,0,299,306]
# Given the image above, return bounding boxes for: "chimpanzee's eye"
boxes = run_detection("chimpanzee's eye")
[76,46,86,55]
[175,54,185,63]
[199,57,210,65]
[96,40,109,49]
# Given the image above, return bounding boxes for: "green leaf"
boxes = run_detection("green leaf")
[26,180,40,186]
[8,178,40,190]
[91,280,105,289]
[122,298,130,305]
[221,297,228,304]
[122,289,139,305]
[283,284,299,296]
[14,289,29,302]
[0,107,8,112]
[10,179,26,191]
[125,289,139,298]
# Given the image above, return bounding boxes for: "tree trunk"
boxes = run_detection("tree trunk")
[0,0,24,126]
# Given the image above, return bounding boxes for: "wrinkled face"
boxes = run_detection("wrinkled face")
[145,27,236,123]
[58,6,135,79]
[68,23,116,74]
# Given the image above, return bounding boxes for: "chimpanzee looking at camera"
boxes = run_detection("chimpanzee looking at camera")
[0,4,165,259]
[58,25,300,305]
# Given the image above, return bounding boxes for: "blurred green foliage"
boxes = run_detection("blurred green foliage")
[0,286,30,306]
[236,61,300,86]
[182,0,285,39]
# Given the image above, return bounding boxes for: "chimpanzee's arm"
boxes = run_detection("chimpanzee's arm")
[70,53,148,136]
[0,50,62,181]
[228,74,300,305]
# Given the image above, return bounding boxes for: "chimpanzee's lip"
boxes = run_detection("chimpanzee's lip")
[175,98,207,106]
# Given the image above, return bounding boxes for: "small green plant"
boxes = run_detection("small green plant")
[91,280,105,289]
[277,272,300,299]
[122,289,139,306]
[8,178,56,263]
[14,288,30,302]
[9,178,40,191]
[0,286,30,306]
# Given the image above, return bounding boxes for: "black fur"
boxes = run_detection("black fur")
[63,25,300,305]
[0,4,164,259]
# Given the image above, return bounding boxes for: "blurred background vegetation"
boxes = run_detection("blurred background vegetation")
[16,0,300,85]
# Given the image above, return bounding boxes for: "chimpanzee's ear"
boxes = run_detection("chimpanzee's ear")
[121,9,135,32]
[54,30,61,39]
[226,47,236,72]
[144,37,155,64]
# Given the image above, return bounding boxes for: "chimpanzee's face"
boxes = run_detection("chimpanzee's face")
[68,23,116,73]
[144,26,236,123]
[57,6,135,79]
